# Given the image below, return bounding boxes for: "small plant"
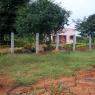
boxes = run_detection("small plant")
[44,82,73,95]
[31,89,37,95]
[42,43,55,51]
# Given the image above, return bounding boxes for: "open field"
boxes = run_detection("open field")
[0,50,95,84]
[0,50,95,94]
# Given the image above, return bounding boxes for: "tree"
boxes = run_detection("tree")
[75,14,95,49]
[75,14,95,37]
[16,0,70,43]
[0,0,29,44]
[16,0,70,53]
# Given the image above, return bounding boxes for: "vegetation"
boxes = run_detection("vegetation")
[0,50,95,84]
[30,82,72,95]
[0,0,29,44]
[16,0,70,43]
[0,0,29,33]
[75,14,95,37]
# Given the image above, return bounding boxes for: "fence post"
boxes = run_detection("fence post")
[11,32,14,54]
[56,32,59,51]
[73,35,76,51]
[36,33,39,54]
[89,34,92,50]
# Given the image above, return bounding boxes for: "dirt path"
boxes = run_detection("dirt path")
[1,69,95,95]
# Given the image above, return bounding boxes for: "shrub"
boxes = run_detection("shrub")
[76,43,87,48]
[63,44,72,49]
[42,43,55,51]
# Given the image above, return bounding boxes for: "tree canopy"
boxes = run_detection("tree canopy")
[75,14,95,37]
[0,0,29,33]
[16,0,70,40]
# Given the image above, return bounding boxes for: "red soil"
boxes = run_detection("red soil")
[0,75,16,95]
[1,69,95,95]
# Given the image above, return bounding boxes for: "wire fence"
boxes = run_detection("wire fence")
[0,34,95,54]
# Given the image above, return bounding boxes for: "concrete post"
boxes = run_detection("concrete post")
[89,34,92,50]
[11,32,14,54]
[36,33,39,54]
[73,35,76,51]
[56,32,59,51]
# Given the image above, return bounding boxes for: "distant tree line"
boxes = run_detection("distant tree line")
[75,14,95,49]
[75,14,95,37]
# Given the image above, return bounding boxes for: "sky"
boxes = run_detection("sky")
[54,0,95,28]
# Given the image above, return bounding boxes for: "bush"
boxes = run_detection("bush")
[42,43,55,51]
[76,43,87,48]
[15,35,35,47]
[15,40,25,47]
[24,44,32,50]
[63,44,72,49]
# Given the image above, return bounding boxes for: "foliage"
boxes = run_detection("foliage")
[62,44,72,49]
[76,36,88,44]
[60,43,88,50]
[75,14,95,37]
[42,43,55,51]
[0,0,29,33]
[16,0,70,42]
[0,51,95,84]
[15,35,35,47]
[76,43,87,48]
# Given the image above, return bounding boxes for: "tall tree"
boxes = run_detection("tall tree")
[0,0,29,44]
[75,14,95,49]
[16,0,70,43]
[75,14,95,37]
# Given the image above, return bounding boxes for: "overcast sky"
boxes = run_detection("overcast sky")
[54,0,95,28]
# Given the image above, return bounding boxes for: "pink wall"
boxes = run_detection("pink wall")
[52,28,76,44]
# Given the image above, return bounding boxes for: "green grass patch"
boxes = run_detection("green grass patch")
[0,50,95,84]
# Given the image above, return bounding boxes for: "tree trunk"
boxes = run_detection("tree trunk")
[73,35,76,51]
[0,33,4,45]
[89,34,92,50]
[36,33,39,54]
[11,32,14,54]
[56,32,59,51]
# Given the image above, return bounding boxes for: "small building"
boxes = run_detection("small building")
[52,28,76,44]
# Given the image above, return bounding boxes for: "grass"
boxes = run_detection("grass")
[0,50,95,84]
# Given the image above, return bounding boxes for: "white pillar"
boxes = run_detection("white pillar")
[66,35,69,44]
[56,32,59,51]
[89,34,92,50]
[73,35,76,51]
[11,32,14,54]
[36,33,39,54]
